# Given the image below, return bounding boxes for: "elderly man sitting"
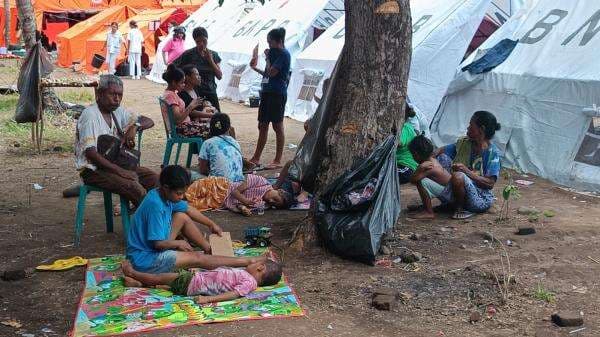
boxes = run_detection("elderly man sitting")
[75,74,158,206]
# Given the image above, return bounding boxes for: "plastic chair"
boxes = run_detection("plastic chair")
[74,185,130,247]
[158,97,204,168]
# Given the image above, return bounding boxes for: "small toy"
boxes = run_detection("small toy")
[244,226,272,247]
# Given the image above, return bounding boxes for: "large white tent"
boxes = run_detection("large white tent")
[212,0,342,102]
[286,0,492,123]
[431,0,600,192]
[147,0,259,83]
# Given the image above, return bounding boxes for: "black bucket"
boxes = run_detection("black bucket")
[249,96,260,108]
[91,53,105,69]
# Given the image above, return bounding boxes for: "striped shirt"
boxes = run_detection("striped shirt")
[223,174,272,210]
[186,267,257,296]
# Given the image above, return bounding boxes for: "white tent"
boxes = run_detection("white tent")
[147,0,258,83]
[211,0,342,102]
[431,0,600,192]
[286,0,492,123]
[485,0,525,26]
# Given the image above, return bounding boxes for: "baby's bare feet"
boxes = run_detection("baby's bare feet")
[123,276,143,287]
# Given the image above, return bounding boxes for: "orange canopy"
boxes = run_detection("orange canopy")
[109,0,161,9]
[0,0,19,47]
[33,0,111,27]
[160,0,206,11]
[84,8,186,72]
[56,5,138,67]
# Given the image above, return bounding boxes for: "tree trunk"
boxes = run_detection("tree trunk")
[3,0,10,47]
[290,0,412,251]
[16,0,36,50]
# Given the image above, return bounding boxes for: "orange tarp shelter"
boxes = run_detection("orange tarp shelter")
[33,0,111,28]
[84,8,186,72]
[0,0,19,47]
[56,5,137,67]
[160,0,206,11]
[110,0,161,9]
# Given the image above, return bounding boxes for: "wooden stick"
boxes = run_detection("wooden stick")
[588,256,600,264]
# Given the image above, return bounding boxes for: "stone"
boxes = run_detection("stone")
[551,311,583,327]
[409,233,422,241]
[460,244,467,249]
[372,287,398,298]
[400,251,422,263]
[516,227,536,235]
[380,245,393,255]
[52,146,64,152]
[13,142,20,148]
[469,311,482,323]
[372,294,395,311]
[518,206,539,215]
[1,269,26,281]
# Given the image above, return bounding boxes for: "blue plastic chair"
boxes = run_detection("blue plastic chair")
[74,185,130,247]
[73,130,144,247]
[158,97,204,168]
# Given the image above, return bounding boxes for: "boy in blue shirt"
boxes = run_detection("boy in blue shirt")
[127,165,263,274]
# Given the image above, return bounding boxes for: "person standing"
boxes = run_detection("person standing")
[172,27,223,111]
[162,27,186,66]
[127,20,144,80]
[249,28,291,169]
[102,22,125,75]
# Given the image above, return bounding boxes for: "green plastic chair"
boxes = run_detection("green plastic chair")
[158,97,204,168]
[74,185,130,247]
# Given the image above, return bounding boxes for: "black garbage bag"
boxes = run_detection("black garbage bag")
[15,42,54,123]
[314,135,401,265]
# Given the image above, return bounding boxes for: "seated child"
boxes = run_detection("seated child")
[127,165,263,273]
[408,135,452,219]
[121,259,282,304]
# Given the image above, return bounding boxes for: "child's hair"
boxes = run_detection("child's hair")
[267,27,286,43]
[162,64,184,84]
[173,27,186,40]
[129,20,137,28]
[209,113,231,137]
[279,190,294,209]
[181,64,197,77]
[472,110,501,139]
[405,102,416,119]
[408,134,434,160]
[260,260,283,286]
[110,22,118,28]
[160,165,191,190]
[193,27,208,40]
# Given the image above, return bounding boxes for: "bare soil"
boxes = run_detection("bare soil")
[1,77,599,337]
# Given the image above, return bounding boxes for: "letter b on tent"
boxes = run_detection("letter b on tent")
[520,9,568,45]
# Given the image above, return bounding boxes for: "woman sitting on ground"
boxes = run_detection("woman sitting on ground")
[199,113,245,182]
[434,110,502,219]
[161,64,210,138]
[185,174,293,216]
[396,104,418,184]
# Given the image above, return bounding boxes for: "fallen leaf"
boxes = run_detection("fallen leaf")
[1,319,22,328]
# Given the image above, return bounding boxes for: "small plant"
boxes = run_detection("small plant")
[491,243,513,305]
[498,171,521,221]
[532,283,555,303]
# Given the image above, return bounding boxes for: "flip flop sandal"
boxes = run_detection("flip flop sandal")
[265,163,283,170]
[36,256,88,271]
[452,210,475,220]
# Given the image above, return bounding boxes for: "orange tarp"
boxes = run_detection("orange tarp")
[33,0,111,27]
[110,0,161,10]
[0,1,19,47]
[84,8,186,72]
[56,5,137,67]
[161,0,206,11]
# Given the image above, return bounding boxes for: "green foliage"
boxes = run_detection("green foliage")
[532,283,555,303]
[0,94,75,152]
[543,210,556,218]
[499,171,520,221]
[57,89,94,105]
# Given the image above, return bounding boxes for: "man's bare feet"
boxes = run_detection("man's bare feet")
[408,211,435,220]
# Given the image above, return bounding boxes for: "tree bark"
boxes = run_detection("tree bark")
[16,0,35,50]
[3,0,10,47]
[290,0,412,251]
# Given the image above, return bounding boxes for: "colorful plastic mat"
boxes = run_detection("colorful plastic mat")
[71,248,304,337]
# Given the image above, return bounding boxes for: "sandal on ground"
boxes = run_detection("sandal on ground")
[452,210,475,220]
[36,256,88,271]
[265,162,283,170]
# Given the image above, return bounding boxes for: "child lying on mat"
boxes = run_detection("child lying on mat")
[127,165,264,274]
[122,259,282,304]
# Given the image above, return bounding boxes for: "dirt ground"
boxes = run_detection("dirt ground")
[1,77,599,337]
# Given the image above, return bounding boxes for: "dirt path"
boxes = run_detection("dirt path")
[1,77,599,337]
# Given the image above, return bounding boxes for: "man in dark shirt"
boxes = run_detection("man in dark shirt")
[172,27,223,111]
